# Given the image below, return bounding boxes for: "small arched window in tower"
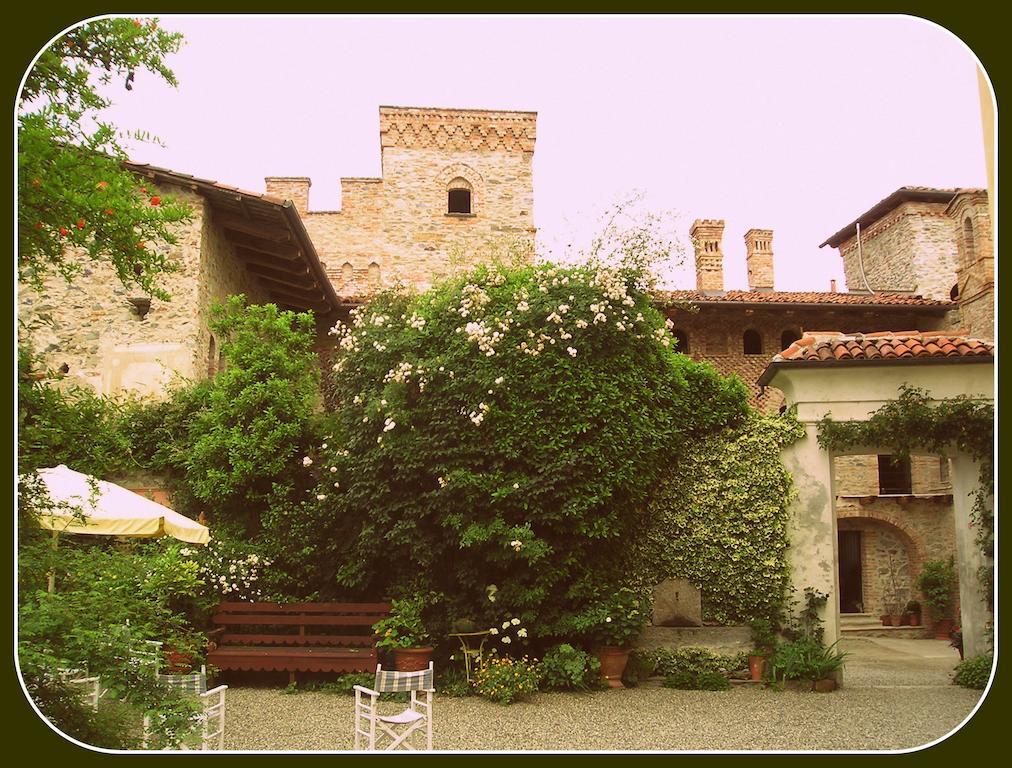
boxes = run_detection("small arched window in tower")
[962,217,976,268]
[447,177,473,214]
[950,283,960,301]
[207,335,217,377]
[368,261,381,288]
[341,262,354,285]
[780,328,802,350]
[743,329,763,355]
[672,328,690,353]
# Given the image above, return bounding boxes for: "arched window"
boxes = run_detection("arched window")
[207,335,217,377]
[672,328,690,353]
[962,217,976,268]
[743,329,763,355]
[950,283,960,301]
[341,262,354,284]
[368,262,381,288]
[780,329,802,350]
[447,177,473,214]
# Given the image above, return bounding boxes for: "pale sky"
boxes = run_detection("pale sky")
[82,14,988,292]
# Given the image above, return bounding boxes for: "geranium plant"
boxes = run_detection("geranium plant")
[373,597,432,650]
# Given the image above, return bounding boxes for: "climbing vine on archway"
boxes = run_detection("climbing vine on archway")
[817,384,994,599]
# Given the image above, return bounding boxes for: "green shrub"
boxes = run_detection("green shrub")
[436,666,473,697]
[538,644,601,691]
[916,559,957,619]
[473,656,539,704]
[621,649,657,687]
[662,669,730,691]
[646,647,747,679]
[185,296,321,538]
[769,637,847,683]
[23,673,140,749]
[952,655,992,690]
[630,413,803,624]
[308,260,747,629]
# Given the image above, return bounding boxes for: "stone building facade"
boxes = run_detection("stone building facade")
[20,186,266,396]
[820,186,993,340]
[19,165,339,398]
[265,106,537,297]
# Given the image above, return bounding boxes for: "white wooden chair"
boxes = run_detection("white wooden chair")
[143,667,227,750]
[57,667,100,711]
[354,663,434,751]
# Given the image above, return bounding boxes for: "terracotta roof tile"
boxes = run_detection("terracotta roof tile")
[774,331,992,365]
[655,290,951,309]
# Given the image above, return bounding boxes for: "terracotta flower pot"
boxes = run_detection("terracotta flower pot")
[907,613,922,627]
[594,646,631,688]
[889,614,903,627]
[392,646,434,672]
[748,654,765,682]
[933,618,955,641]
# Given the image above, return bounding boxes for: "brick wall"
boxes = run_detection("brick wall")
[661,304,950,409]
[833,454,950,496]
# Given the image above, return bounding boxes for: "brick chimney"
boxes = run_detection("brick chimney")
[690,219,725,292]
[265,177,311,215]
[744,228,775,291]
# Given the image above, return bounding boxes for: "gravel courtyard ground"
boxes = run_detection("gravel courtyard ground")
[221,637,987,752]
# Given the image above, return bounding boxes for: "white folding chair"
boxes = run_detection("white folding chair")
[143,667,227,750]
[354,663,434,751]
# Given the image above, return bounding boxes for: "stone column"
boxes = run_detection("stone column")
[949,451,993,657]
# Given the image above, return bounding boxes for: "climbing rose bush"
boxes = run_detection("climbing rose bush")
[299,261,748,631]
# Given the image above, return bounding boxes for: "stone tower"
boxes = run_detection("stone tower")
[690,219,725,292]
[268,106,537,296]
[744,228,775,291]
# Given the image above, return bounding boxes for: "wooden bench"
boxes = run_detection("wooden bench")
[207,602,391,684]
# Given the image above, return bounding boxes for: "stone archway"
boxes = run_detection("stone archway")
[836,514,921,617]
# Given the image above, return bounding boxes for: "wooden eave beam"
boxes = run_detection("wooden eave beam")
[216,213,294,244]
[246,263,319,293]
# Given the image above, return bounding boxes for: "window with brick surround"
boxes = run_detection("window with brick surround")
[877,455,912,495]
[743,329,763,355]
[368,262,381,288]
[672,328,689,353]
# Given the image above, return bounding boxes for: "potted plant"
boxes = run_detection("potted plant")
[747,618,777,681]
[903,600,922,627]
[372,597,434,671]
[915,558,957,639]
[574,587,650,688]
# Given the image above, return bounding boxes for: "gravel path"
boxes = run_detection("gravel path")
[220,638,986,752]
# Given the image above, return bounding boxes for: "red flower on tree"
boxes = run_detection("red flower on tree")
[150,196,161,206]
[76,218,86,229]
[59,227,69,237]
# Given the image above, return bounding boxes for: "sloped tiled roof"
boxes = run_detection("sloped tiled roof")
[654,289,952,309]
[757,331,993,386]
